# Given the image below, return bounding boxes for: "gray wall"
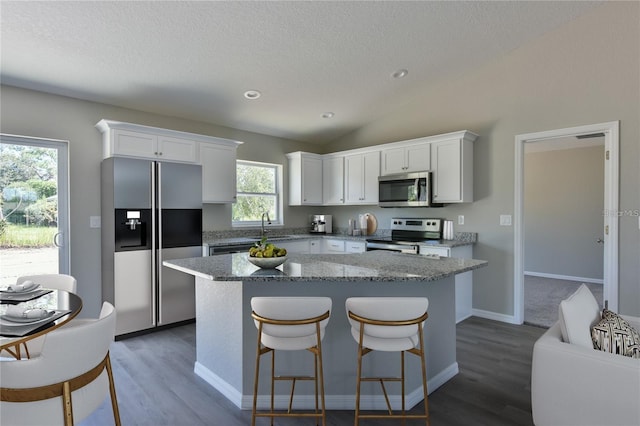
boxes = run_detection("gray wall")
[524,146,604,280]
[324,2,640,316]
[0,86,317,317]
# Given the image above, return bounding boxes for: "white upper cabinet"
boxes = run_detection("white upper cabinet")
[109,128,197,163]
[380,140,431,175]
[322,155,344,205]
[200,142,239,204]
[430,133,475,203]
[345,151,380,204]
[285,130,475,207]
[96,119,242,203]
[286,152,323,205]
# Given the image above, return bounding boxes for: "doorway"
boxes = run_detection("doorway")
[0,134,70,285]
[514,121,619,325]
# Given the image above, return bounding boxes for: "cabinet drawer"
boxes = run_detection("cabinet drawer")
[419,246,450,257]
[324,239,346,252]
[345,241,366,253]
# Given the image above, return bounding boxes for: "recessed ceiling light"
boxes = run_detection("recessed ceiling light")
[321,112,335,119]
[244,90,261,100]
[392,69,409,79]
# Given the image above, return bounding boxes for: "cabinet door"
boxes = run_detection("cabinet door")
[405,143,431,173]
[302,156,323,204]
[431,139,462,203]
[322,156,344,204]
[309,240,322,254]
[200,143,237,203]
[361,151,380,204]
[344,154,364,204]
[157,136,198,163]
[113,130,158,159]
[380,147,407,175]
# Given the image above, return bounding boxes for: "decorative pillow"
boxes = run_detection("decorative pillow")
[558,284,600,348]
[591,309,640,359]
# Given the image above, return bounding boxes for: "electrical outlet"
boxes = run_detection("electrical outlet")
[458,215,464,225]
[500,215,512,226]
[90,216,101,228]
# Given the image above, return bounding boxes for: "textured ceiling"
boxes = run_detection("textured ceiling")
[0,1,602,144]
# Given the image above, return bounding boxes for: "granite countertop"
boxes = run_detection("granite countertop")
[163,251,487,283]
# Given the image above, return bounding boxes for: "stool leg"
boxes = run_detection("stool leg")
[354,326,365,426]
[252,325,263,426]
[401,350,406,426]
[316,323,327,426]
[419,324,430,426]
[271,350,275,426]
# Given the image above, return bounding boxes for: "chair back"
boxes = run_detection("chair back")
[18,274,77,293]
[251,297,332,339]
[346,297,428,339]
[0,302,116,425]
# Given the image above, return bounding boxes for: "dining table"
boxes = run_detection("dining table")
[0,288,83,360]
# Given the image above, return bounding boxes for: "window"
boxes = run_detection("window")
[232,160,283,226]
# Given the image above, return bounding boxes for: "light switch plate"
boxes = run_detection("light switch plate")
[458,215,464,225]
[90,216,101,228]
[500,215,512,226]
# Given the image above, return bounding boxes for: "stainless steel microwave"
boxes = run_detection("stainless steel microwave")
[378,171,441,207]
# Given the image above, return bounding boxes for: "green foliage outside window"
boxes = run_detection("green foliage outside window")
[232,162,280,223]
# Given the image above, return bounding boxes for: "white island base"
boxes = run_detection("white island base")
[193,276,457,411]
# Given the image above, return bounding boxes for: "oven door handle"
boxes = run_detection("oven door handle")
[366,242,419,254]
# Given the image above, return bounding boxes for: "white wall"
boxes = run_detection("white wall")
[524,146,604,280]
[324,2,640,316]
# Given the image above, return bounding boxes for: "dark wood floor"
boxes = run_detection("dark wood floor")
[81,317,545,425]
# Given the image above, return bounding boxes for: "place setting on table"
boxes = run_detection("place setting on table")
[0,280,76,339]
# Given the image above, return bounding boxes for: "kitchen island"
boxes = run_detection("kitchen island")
[164,251,487,410]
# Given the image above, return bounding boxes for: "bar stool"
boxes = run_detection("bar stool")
[346,297,430,426]
[251,297,332,426]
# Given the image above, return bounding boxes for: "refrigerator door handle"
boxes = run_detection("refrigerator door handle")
[151,161,158,327]
[156,161,162,325]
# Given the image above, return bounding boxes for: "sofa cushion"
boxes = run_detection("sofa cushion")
[591,309,640,359]
[558,284,600,348]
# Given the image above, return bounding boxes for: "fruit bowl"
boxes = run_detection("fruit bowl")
[247,255,287,269]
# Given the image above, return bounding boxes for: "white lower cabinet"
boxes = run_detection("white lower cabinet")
[278,238,365,255]
[277,240,311,254]
[419,245,473,323]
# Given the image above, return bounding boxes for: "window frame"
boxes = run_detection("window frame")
[232,160,283,228]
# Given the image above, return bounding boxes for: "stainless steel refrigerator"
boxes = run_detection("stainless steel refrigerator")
[101,157,202,337]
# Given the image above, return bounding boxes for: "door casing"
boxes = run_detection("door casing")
[514,121,619,324]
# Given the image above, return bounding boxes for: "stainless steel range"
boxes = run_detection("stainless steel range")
[366,218,444,254]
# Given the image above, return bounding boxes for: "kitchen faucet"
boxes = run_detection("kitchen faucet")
[261,212,271,238]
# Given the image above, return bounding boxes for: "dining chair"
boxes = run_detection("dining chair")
[346,297,430,426]
[17,274,78,293]
[251,296,332,426]
[0,301,121,426]
[2,274,78,360]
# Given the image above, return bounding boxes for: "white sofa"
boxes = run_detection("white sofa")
[531,314,640,426]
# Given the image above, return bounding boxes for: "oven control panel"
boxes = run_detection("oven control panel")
[390,218,443,232]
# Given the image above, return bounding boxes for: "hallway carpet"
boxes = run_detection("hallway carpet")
[524,275,603,328]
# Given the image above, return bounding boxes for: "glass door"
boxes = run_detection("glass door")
[0,134,69,285]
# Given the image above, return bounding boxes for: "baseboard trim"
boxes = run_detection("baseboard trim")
[524,271,603,285]
[196,360,458,411]
[194,362,243,409]
[472,309,520,325]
